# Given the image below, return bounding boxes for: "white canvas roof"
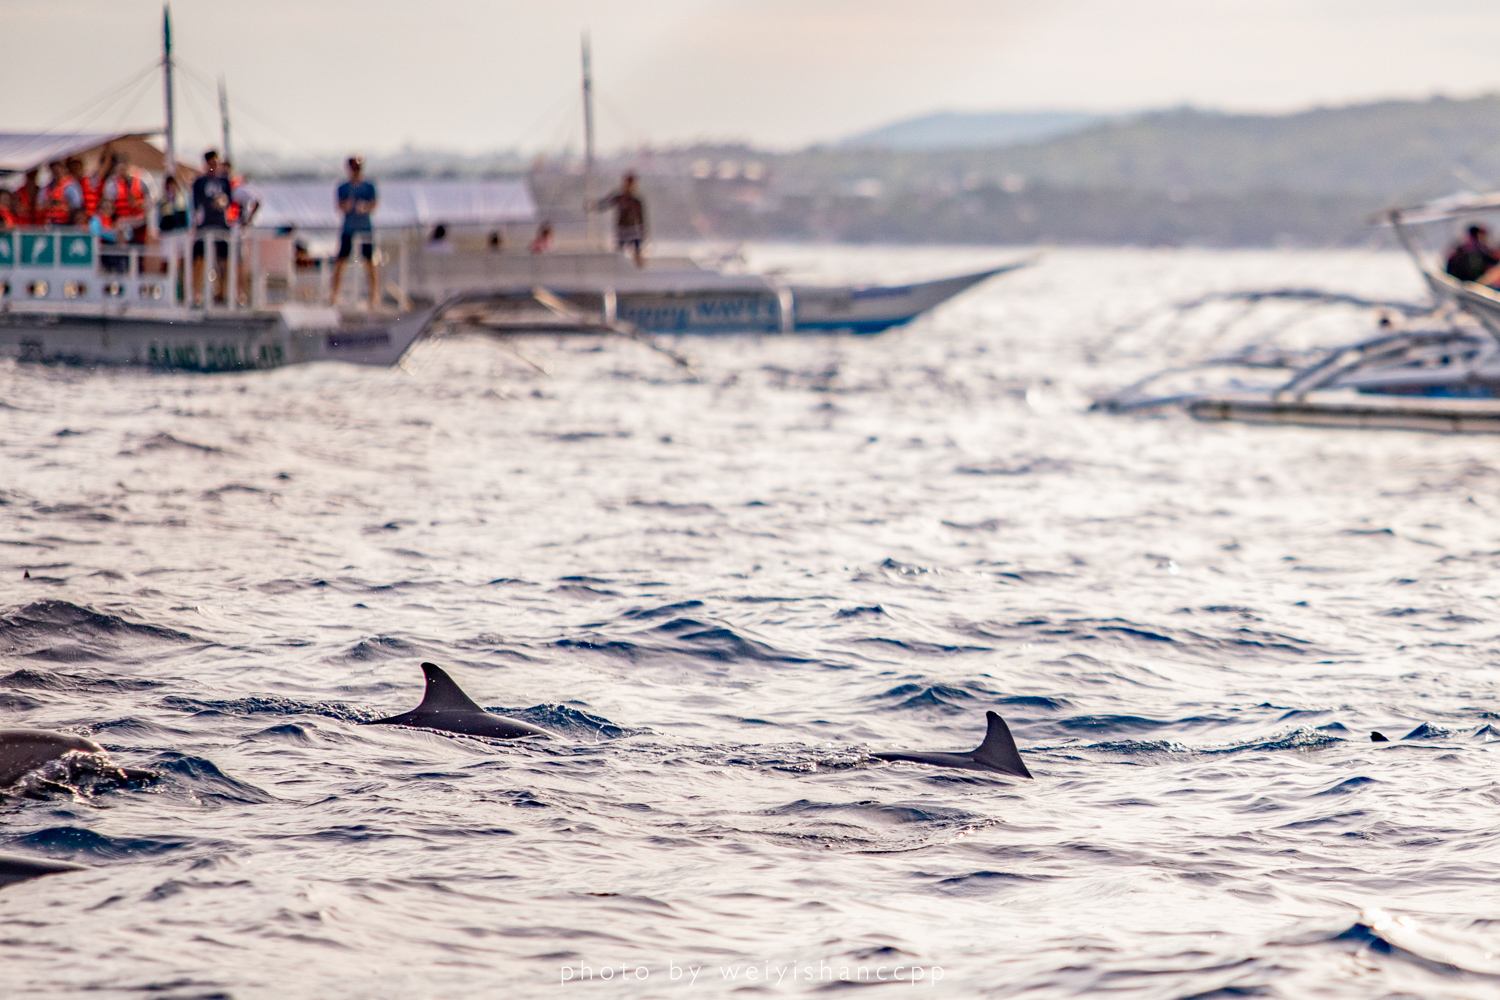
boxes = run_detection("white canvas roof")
[0,132,194,185]
[249,179,536,230]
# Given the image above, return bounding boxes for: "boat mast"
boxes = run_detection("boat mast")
[582,31,596,245]
[218,75,232,164]
[162,4,176,176]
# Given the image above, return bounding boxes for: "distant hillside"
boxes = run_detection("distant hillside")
[249,94,1500,247]
[838,110,1103,151]
[791,95,1500,202]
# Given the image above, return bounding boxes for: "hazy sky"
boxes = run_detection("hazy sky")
[4,0,1500,161]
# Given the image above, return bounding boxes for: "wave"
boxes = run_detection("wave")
[0,600,203,664]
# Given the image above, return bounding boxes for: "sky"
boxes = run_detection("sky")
[3,0,1500,162]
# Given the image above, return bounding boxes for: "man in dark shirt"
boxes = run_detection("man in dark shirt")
[596,171,646,267]
[330,156,379,308]
[1446,225,1500,284]
[190,150,232,305]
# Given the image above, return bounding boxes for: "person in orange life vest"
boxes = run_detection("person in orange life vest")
[69,156,103,221]
[14,169,42,225]
[0,190,17,229]
[105,151,149,245]
[222,161,259,227]
[43,161,82,225]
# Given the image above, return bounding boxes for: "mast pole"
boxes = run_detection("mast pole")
[218,76,232,164]
[162,4,176,176]
[582,31,596,246]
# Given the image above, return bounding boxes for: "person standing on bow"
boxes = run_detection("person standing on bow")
[595,171,647,268]
[330,156,378,309]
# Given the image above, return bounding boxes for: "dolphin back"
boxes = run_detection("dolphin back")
[973,711,1032,778]
[365,663,552,740]
[0,852,90,887]
[0,728,105,788]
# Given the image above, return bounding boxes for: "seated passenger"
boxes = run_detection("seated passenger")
[157,175,189,234]
[425,223,454,254]
[0,189,16,229]
[1446,224,1498,283]
[14,169,42,225]
[529,220,554,254]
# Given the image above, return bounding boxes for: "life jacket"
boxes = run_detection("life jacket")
[225,175,243,223]
[0,205,16,228]
[81,175,103,216]
[45,176,77,225]
[109,173,147,222]
[14,185,39,225]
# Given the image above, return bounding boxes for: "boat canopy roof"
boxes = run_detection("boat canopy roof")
[1386,190,1500,226]
[0,132,195,184]
[249,179,536,231]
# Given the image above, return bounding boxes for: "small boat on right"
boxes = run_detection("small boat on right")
[1092,191,1500,433]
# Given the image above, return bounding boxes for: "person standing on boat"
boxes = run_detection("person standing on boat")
[157,175,189,235]
[14,169,42,226]
[191,149,233,305]
[596,171,647,267]
[330,156,378,309]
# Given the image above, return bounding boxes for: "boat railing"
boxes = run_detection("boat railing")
[0,226,300,313]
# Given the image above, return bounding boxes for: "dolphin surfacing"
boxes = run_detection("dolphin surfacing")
[364,662,552,740]
[872,711,1033,778]
[0,728,106,788]
[0,853,90,888]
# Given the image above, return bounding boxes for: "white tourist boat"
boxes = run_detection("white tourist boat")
[0,9,1025,373]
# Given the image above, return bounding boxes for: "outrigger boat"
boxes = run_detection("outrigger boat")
[0,12,1025,373]
[1091,193,1500,433]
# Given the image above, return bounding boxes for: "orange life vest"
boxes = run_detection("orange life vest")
[81,175,103,216]
[225,175,243,223]
[109,173,147,222]
[0,205,16,228]
[14,185,39,225]
[45,177,77,225]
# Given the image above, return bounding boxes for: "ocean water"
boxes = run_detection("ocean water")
[4,245,1500,999]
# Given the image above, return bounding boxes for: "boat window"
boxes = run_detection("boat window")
[26,280,48,298]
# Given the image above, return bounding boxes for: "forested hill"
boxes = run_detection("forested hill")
[796,95,1500,201]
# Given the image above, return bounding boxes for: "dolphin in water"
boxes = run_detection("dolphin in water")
[364,663,552,740]
[0,728,156,791]
[0,728,111,788]
[872,711,1033,778]
[0,853,90,888]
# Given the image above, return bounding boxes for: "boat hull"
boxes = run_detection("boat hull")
[1188,391,1500,434]
[409,258,1027,336]
[0,305,425,371]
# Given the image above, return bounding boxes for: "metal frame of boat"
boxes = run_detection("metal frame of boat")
[1091,192,1500,433]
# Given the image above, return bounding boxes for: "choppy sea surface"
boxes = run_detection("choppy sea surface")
[4,246,1500,999]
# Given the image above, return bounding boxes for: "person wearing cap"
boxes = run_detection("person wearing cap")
[330,155,378,308]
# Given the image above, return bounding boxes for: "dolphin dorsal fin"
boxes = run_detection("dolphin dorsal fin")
[415,663,486,715]
[973,711,1032,778]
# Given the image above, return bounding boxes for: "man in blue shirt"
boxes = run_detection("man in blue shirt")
[330,156,378,308]
[190,149,232,306]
